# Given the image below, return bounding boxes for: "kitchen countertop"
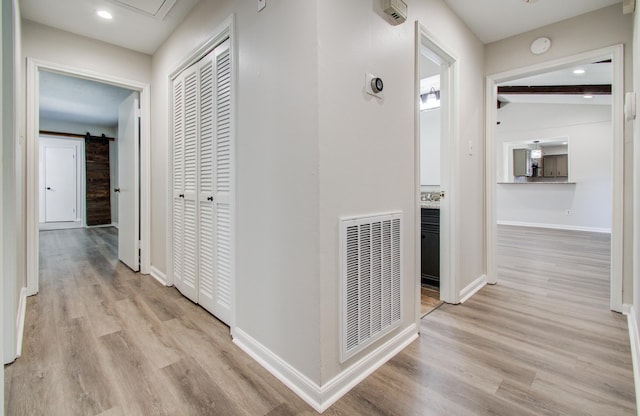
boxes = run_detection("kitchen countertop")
[420,201,440,209]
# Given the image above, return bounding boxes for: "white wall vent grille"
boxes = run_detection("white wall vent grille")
[340,212,402,362]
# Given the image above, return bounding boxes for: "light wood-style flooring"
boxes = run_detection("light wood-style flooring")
[420,285,442,317]
[4,225,635,415]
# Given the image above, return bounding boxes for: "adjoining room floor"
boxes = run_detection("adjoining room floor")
[420,284,443,317]
[5,225,635,415]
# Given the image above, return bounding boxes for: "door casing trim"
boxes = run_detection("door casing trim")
[26,58,151,296]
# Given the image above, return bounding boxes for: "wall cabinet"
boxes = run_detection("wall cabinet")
[543,154,568,177]
[421,208,440,287]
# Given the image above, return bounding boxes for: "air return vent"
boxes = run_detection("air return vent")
[340,212,402,362]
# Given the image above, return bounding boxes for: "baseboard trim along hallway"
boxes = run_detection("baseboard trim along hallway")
[233,324,419,413]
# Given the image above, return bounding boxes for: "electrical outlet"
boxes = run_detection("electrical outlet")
[258,0,266,11]
[566,209,572,216]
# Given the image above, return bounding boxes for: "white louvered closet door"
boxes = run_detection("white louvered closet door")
[173,64,199,303]
[172,39,233,326]
[198,39,232,325]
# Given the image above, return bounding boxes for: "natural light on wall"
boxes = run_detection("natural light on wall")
[420,75,440,111]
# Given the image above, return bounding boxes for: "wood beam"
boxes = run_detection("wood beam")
[40,130,115,141]
[497,84,611,95]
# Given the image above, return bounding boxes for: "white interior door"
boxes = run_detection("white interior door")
[173,65,199,303]
[44,145,76,222]
[172,39,233,325]
[198,40,232,325]
[117,91,140,271]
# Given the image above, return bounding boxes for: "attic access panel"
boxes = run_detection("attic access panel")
[108,0,177,19]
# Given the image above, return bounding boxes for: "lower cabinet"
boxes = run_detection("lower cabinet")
[421,208,440,287]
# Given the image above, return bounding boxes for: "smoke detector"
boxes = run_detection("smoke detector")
[383,0,407,24]
[522,0,539,3]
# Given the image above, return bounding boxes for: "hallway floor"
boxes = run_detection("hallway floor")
[4,226,635,415]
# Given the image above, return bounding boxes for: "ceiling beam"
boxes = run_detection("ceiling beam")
[498,84,611,95]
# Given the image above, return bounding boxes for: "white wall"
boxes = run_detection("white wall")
[152,0,322,384]
[420,108,441,186]
[1,1,6,401]
[486,4,634,303]
[22,20,151,83]
[496,103,612,232]
[3,0,21,365]
[632,5,640,378]
[317,0,485,384]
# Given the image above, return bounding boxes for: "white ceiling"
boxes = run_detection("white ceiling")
[443,0,622,44]
[27,0,620,126]
[498,61,612,105]
[39,71,134,127]
[20,0,200,55]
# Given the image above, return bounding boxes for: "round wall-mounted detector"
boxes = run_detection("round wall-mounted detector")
[371,77,383,93]
[530,37,551,55]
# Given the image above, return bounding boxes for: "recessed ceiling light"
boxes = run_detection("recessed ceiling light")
[573,68,586,75]
[583,95,593,99]
[522,0,539,3]
[97,10,113,20]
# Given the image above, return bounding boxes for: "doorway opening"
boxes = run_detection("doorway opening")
[26,59,151,297]
[485,45,624,312]
[415,23,459,318]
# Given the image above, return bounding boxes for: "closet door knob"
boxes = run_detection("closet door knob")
[46,187,52,190]
[207,196,213,201]
[179,194,185,198]
[114,188,121,193]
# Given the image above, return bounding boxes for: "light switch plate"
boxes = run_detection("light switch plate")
[258,0,266,11]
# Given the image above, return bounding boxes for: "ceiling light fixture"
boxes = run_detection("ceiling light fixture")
[573,68,586,75]
[583,94,594,99]
[97,10,113,20]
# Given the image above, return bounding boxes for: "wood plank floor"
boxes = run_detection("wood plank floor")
[4,225,635,415]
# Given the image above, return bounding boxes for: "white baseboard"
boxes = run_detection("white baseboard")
[150,266,168,286]
[624,305,640,415]
[497,220,611,234]
[233,324,418,413]
[111,222,119,229]
[16,287,27,358]
[459,274,487,304]
[85,223,118,229]
[39,220,83,231]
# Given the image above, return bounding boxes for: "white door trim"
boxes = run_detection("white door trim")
[26,58,152,296]
[415,22,460,310]
[485,44,625,312]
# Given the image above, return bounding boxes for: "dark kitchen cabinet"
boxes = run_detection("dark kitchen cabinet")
[421,208,440,288]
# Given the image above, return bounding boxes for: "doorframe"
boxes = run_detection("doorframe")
[26,58,152,296]
[485,44,624,312]
[415,22,460,310]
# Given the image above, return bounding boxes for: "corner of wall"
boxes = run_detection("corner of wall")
[625,305,640,413]
[233,324,418,413]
